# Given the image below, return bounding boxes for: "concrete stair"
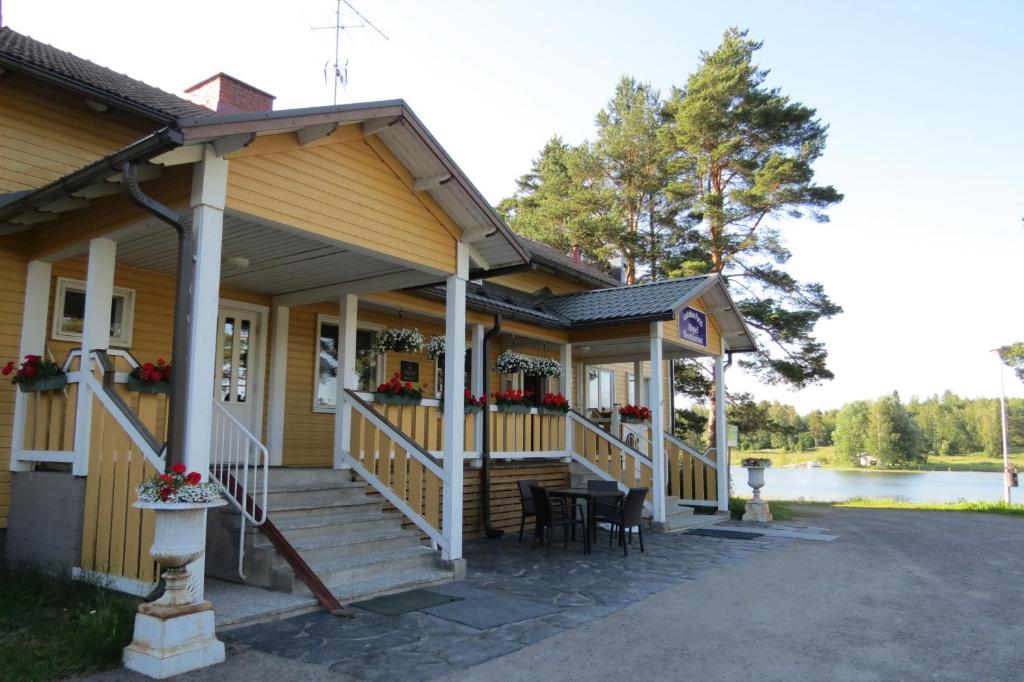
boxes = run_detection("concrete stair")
[206,468,455,603]
[657,496,729,531]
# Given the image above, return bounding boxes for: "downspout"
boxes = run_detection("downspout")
[480,314,504,539]
[122,162,192,469]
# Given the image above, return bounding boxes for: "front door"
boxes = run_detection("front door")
[216,304,264,435]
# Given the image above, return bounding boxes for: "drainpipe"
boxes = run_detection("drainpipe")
[122,162,192,469]
[480,315,504,539]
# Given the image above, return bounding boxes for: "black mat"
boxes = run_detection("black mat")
[685,528,763,540]
[353,589,462,616]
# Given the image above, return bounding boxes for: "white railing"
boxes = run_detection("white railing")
[664,430,717,469]
[568,410,655,509]
[210,400,269,579]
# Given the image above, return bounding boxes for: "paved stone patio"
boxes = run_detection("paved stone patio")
[225,527,787,681]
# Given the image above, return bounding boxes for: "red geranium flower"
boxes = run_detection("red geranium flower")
[23,365,37,378]
[185,471,202,485]
[171,463,187,475]
[1,361,14,376]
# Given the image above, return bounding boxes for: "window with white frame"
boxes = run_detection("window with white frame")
[627,373,651,405]
[315,315,385,411]
[51,277,135,347]
[587,368,613,412]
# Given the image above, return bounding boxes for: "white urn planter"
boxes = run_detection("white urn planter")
[123,498,227,679]
[742,465,773,523]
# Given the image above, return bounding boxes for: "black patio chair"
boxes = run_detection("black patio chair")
[587,479,621,528]
[530,485,585,555]
[516,479,539,542]
[608,487,648,556]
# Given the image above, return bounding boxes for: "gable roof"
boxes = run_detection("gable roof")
[543,276,713,325]
[0,27,211,121]
[516,236,622,288]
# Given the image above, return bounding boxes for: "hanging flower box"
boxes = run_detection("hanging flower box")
[4,355,66,393]
[525,357,562,378]
[425,335,445,362]
[499,404,532,414]
[619,404,652,424]
[374,372,424,405]
[373,328,424,354]
[128,358,172,394]
[537,392,569,415]
[493,389,534,413]
[494,351,530,375]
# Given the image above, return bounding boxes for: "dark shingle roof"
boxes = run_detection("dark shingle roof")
[516,236,621,288]
[542,276,715,325]
[418,283,569,327]
[0,27,211,120]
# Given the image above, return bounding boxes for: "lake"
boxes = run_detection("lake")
[729,466,1014,504]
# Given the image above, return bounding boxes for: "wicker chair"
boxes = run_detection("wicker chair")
[530,485,585,555]
[607,487,648,556]
[516,479,539,542]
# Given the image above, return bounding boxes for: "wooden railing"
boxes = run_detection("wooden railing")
[568,410,653,505]
[489,408,566,457]
[343,390,448,551]
[665,433,719,506]
[355,397,478,454]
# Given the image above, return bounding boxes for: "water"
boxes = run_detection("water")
[730,466,1012,504]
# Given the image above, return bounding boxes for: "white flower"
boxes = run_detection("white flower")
[425,335,446,362]
[373,328,424,354]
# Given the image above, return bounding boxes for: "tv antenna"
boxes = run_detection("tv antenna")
[312,0,388,104]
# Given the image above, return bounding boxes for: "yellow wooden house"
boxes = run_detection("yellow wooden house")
[0,27,755,605]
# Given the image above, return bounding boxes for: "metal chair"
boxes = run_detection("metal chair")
[530,485,585,555]
[608,487,648,556]
[587,479,620,530]
[516,479,539,542]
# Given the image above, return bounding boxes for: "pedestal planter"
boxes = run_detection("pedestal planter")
[127,377,171,394]
[497,404,532,414]
[742,466,773,523]
[17,374,67,393]
[374,393,422,406]
[123,499,227,679]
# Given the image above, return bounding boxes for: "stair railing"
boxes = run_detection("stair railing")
[210,401,269,579]
[663,431,719,505]
[567,410,654,507]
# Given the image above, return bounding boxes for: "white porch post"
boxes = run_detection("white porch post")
[266,305,290,466]
[334,294,358,468]
[471,323,485,454]
[649,322,666,525]
[560,343,573,455]
[11,260,53,472]
[632,361,644,407]
[714,344,729,512]
[441,242,468,562]
[72,238,117,476]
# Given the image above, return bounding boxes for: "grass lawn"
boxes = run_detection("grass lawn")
[0,568,139,682]
[730,498,1024,518]
[742,447,1024,473]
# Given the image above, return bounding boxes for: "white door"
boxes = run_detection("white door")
[216,305,264,434]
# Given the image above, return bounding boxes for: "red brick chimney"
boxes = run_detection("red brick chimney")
[184,73,275,114]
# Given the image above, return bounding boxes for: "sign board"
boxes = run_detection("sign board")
[727,425,739,448]
[678,307,707,347]
[400,361,419,383]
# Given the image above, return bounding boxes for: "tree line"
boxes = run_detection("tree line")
[674,391,1024,467]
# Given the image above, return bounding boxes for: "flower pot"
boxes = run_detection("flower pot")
[742,465,772,523]
[619,416,648,424]
[497,404,532,414]
[745,465,766,491]
[374,393,422,406]
[18,374,67,393]
[127,376,171,394]
[133,499,226,613]
[537,407,568,416]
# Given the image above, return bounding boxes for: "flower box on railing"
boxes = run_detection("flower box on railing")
[18,374,67,393]
[619,416,648,424]
[536,407,567,417]
[127,377,171,394]
[496,404,533,414]
[374,393,422,406]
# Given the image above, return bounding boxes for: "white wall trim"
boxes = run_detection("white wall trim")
[334,294,358,469]
[11,260,52,472]
[266,305,289,466]
[649,322,666,524]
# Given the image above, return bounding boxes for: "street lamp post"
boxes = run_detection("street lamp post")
[995,349,1011,504]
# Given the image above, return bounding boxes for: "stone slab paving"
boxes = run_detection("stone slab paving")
[225,529,788,681]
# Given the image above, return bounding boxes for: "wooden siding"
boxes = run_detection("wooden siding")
[490,270,593,295]
[225,134,458,275]
[0,71,150,193]
[462,461,569,538]
[663,296,723,354]
[0,240,29,528]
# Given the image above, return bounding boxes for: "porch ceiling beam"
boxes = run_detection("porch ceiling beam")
[212,133,256,158]
[104,164,162,185]
[413,173,451,192]
[464,242,490,270]
[295,123,337,145]
[71,181,123,199]
[149,145,205,166]
[8,210,58,225]
[272,270,443,307]
[38,196,90,213]
[362,117,400,136]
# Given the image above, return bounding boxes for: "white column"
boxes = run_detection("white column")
[714,345,729,512]
[649,322,666,525]
[266,305,290,466]
[471,323,484,454]
[72,238,117,476]
[560,343,573,455]
[182,145,227,602]
[333,294,358,469]
[441,243,468,562]
[11,260,53,471]
[632,360,644,407]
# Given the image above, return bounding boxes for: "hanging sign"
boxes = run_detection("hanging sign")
[678,307,707,347]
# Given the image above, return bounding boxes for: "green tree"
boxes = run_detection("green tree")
[833,400,870,464]
[662,28,843,443]
[806,409,834,447]
[1000,342,1024,382]
[866,392,923,466]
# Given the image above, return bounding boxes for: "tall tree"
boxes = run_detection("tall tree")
[833,400,870,464]
[662,28,843,443]
[1000,342,1024,382]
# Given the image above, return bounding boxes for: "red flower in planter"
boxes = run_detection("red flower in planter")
[158,487,173,501]
[171,463,187,475]
[1,361,14,376]
[185,471,202,485]
[23,365,37,378]
[159,474,174,483]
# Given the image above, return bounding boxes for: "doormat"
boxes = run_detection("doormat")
[685,528,763,540]
[353,589,462,616]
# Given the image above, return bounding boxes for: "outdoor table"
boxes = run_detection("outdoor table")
[548,487,624,554]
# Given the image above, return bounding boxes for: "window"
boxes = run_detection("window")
[315,315,384,411]
[587,368,613,412]
[434,348,472,399]
[51,277,135,347]
[627,373,650,406]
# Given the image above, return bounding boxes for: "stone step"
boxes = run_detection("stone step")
[333,566,456,605]
[255,497,383,524]
[257,528,422,567]
[664,510,729,532]
[249,511,405,547]
[271,546,441,594]
[266,467,354,489]
[265,485,366,509]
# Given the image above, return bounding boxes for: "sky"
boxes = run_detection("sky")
[4,0,1023,412]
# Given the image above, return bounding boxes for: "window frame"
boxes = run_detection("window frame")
[313,314,386,413]
[587,367,615,412]
[51,277,135,347]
